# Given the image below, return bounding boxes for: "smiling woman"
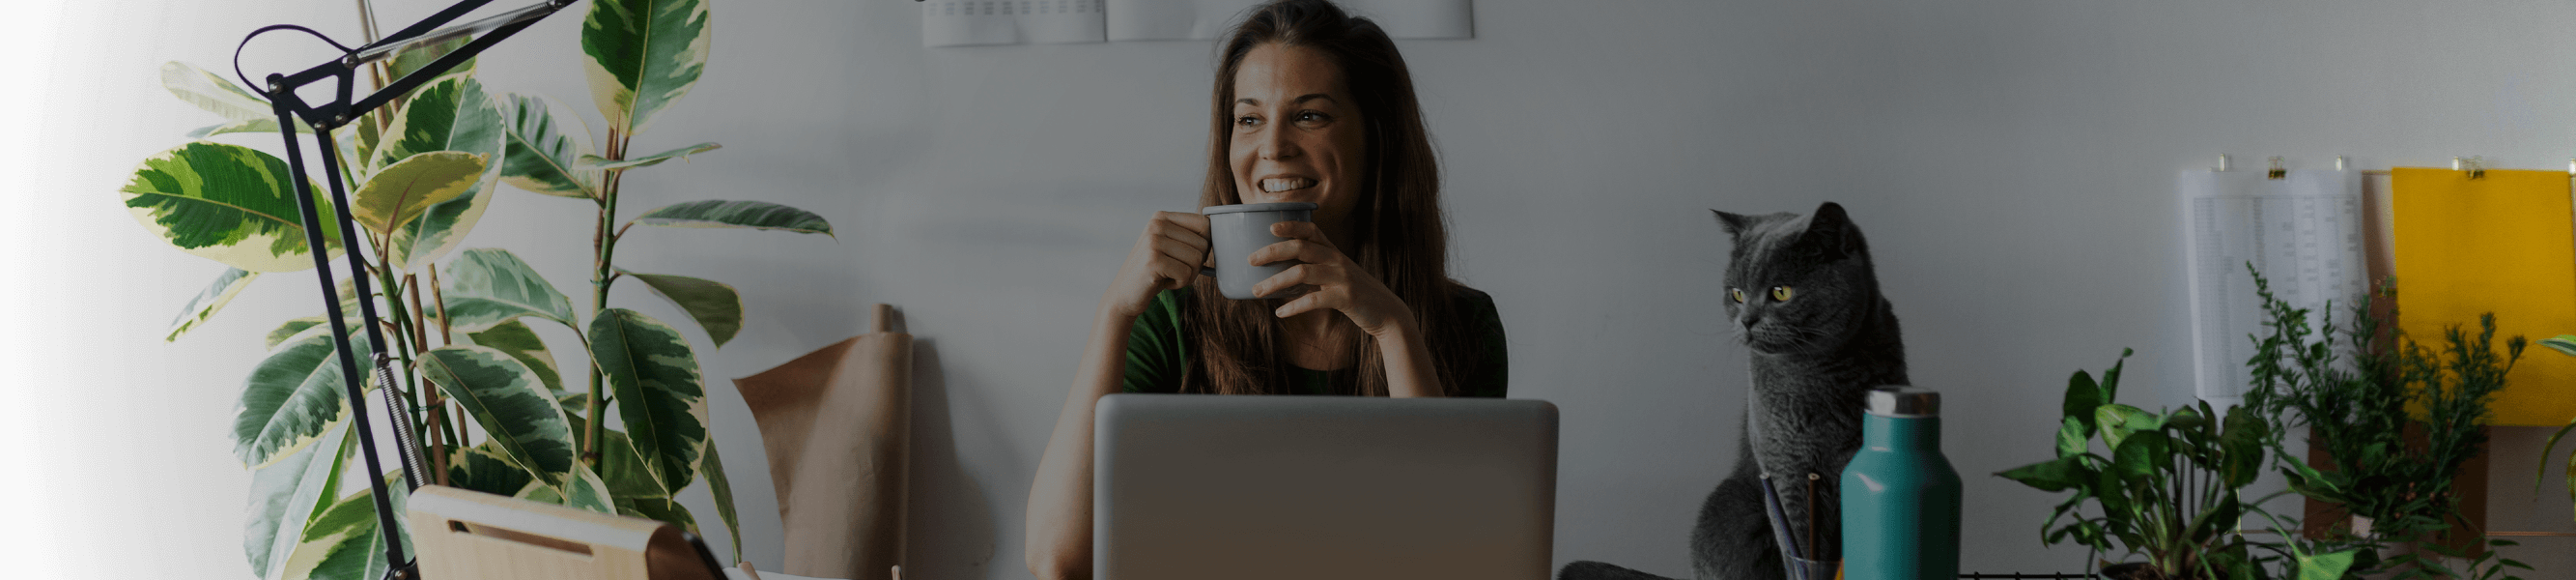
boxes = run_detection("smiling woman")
[1018,0,1509,578]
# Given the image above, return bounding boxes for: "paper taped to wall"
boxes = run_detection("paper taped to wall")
[1104,0,1472,41]
[2391,167,2576,426]
[2180,168,2366,405]
[922,0,1108,47]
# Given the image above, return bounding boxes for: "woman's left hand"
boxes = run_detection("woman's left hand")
[1247,221,1416,337]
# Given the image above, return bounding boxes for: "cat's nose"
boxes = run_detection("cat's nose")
[1740,314,1761,329]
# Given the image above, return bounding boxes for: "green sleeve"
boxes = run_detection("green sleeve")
[1458,287,1509,398]
[1120,289,1190,393]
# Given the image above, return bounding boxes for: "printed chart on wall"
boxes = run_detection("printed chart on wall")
[922,0,1109,47]
[2391,167,2576,426]
[2180,168,2366,404]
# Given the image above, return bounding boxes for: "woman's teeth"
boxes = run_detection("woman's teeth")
[1261,178,1316,192]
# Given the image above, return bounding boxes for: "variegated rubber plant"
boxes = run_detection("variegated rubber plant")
[123,1,828,578]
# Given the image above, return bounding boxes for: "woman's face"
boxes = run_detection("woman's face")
[1229,43,1367,233]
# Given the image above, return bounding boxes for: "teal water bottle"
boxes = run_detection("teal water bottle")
[1840,387,1961,580]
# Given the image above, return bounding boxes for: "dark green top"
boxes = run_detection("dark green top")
[1119,286,1509,397]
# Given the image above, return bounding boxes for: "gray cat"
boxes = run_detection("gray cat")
[1560,202,1909,580]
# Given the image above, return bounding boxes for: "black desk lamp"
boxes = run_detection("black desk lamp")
[239,2,578,578]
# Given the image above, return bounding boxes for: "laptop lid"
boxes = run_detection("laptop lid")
[1093,393,1558,580]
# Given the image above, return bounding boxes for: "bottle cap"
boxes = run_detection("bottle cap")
[1866,387,1939,418]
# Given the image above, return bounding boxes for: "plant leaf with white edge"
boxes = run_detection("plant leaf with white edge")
[244,417,350,580]
[588,307,708,494]
[236,333,372,468]
[573,142,720,171]
[122,141,336,273]
[619,270,742,348]
[703,443,744,562]
[168,267,257,341]
[188,118,295,138]
[160,61,309,133]
[379,77,508,270]
[354,151,483,235]
[580,0,712,135]
[446,444,536,498]
[563,462,617,514]
[384,35,476,86]
[569,413,667,498]
[625,497,699,536]
[267,317,328,350]
[467,319,563,393]
[419,345,578,490]
[289,486,388,580]
[634,200,834,237]
[441,248,577,331]
[500,93,602,198]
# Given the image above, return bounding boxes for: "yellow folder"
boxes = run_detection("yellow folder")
[2392,167,2576,426]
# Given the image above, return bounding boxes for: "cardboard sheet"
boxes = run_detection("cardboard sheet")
[2392,167,2576,426]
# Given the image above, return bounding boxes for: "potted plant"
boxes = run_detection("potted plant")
[122,1,830,578]
[2238,268,2533,580]
[1997,349,2352,580]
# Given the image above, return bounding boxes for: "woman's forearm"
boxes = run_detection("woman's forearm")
[1024,308,1136,580]
[1374,321,1442,398]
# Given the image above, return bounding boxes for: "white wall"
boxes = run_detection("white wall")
[14,1,2576,578]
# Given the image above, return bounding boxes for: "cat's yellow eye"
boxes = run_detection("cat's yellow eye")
[1770,286,1795,302]
[1729,288,1746,304]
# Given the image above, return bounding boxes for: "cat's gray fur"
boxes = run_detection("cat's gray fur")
[1559,202,1909,580]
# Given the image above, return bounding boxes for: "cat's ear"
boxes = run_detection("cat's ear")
[1797,202,1864,258]
[1713,210,1752,236]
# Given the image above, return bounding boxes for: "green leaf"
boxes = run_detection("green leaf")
[581,0,713,135]
[564,463,617,513]
[167,267,257,341]
[445,445,534,499]
[624,497,699,536]
[354,151,484,236]
[379,77,508,270]
[498,93,601,198]
[2220,404,2267,488]
[620,270,743,348]
[634,200,834,237]
[703,444,744,562]
[569,412,668,498]
[1996,455,2087,492]
[244,418,350,580]
[235,333,371,468]
[467,319,563,393]
[290,487,389,580]
[418,345,577,491]
[267,317,328,350]
[574,142,720,170]
[384,35,476,85]
[589,308,709,494]
[2096,404,2156,450]
[160,61,309,134]
[353,114,382,175]
[2299,550,2358,580]
[2110,430,2169,483]
[2055,416,2089,458]
[440,248,576,331]
[2064,370,2103,435]
[2541,335,2576,357]
[121,141,333,273]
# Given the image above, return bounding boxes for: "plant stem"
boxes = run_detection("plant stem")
[582,127,629,467]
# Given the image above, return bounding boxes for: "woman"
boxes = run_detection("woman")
[1022,1,1508,578]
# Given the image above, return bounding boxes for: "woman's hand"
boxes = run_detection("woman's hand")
[1247,220,1416,337]
[1103,211,1213,320]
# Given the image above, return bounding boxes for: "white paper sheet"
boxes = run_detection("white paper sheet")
[1105,0,1472,41]
[2180,168,2366,405]
[922,0,1109,47]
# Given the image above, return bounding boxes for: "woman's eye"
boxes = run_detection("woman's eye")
[1235,115,1261,128]
[1770,286,1794,302]
[1728,288,1745,304]
[1293,110,1331,126]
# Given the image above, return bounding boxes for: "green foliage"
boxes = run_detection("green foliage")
[124,0,837,575]
[2240,265,2527,579]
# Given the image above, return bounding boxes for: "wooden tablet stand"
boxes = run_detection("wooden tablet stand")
[407,485,724,580]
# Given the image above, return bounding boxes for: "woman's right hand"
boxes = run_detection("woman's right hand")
[1103,211,1213,319]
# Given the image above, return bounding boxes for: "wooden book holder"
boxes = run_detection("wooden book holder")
[407,484,722,580]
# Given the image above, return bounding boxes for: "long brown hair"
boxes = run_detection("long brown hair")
[1182,0,1473,396]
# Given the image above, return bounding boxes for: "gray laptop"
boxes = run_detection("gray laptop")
[1093,393,1559,580]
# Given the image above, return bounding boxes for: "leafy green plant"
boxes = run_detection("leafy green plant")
[2240,266,2527,580]
[125,2,828,578]
[1996,349,2335,580]
[2529,336,2576,523]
